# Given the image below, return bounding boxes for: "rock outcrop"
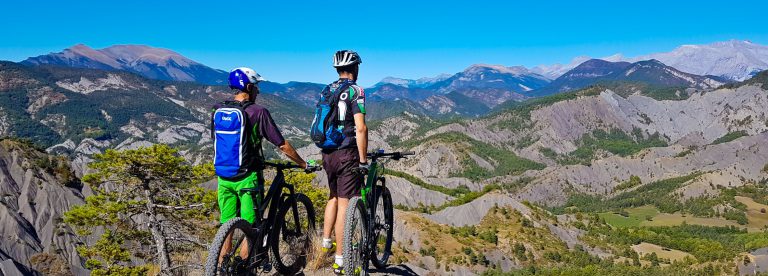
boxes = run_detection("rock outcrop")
[0,140,87,275]
[387,176,453,208]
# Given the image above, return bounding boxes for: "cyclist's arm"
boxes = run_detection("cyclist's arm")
[278,141,307,169]
[350,86,368,163]
[354,113,367,163]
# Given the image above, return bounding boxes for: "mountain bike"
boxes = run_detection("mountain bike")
[343,150,414,275]
[204,162,320,276]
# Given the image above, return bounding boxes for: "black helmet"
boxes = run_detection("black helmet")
[333,50,362,68]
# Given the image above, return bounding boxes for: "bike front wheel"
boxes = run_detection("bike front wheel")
[204,218,256,276]
[371,183,394,269]
[343,196,368,275]
[270,193,316,275]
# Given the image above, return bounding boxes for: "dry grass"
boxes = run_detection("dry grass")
[29,253,73,276]
[145,248,216,275]
[734,196,768,231]
[306,233,335,272]
[631,242,694,263]
[170,250,208,275]
[147,265,161,276]
[640,213,740,228]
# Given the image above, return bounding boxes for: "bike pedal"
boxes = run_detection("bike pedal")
[262,262,272,272]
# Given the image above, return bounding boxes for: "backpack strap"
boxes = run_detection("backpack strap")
[221,100,252,108]
[210,107,217,141]
[238,100,254,109]
[328,80,355,125]
[233,100,265,170]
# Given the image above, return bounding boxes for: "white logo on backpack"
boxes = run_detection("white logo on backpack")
[338,102,347,121]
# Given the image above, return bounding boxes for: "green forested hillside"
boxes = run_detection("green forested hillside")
[0,62,312,150]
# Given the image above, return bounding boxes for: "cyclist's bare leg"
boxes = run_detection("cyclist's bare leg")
[239,238,249,259]
[334,197,349,256]
[218,232,250,264]
[323,197,338,241]
[219,232,233,264]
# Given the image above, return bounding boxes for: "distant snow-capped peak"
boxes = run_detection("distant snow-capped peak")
[375,73,452,88]
[416,73,453,84]
[464,64,534,76]
[532,40,768,81]
[627,39,768,81]
[378,77,412,87]
[532,54,624,79]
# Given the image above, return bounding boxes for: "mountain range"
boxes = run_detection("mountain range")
[375,74,453,89]
[22,44,228,85]
[533,59,726,96]
[365,64,551,117]
[365,59,730,117]
[0,60,313,165]
[18,40,768,120]
[534,39,768,81]
[364,40,768,115]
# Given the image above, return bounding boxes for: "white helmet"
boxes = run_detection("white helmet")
[333,50,362,68]
[228,67,266,91]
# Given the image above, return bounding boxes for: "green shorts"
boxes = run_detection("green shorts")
[217,172,260,224]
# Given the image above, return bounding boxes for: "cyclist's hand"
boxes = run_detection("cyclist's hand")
[353,162,370,176]
[304,160,321,173]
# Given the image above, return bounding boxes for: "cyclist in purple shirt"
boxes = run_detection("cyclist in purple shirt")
[212,67,307,264]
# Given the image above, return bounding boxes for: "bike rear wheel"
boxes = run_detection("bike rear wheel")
[205,218,256,276]
[371,184,394,269]
[343,196,367,275]
[270,193,316,275]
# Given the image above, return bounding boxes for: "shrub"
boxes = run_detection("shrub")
[615,175,642,190]
[712,131,748,145]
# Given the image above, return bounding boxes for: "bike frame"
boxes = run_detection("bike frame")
[231,162,303,270]
[358,150,409,271]
[361,157,383,206]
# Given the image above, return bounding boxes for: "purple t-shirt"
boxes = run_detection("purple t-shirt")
[212,101,285,147]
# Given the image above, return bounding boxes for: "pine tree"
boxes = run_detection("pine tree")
[64,144,217,275]
[77,230,149,276]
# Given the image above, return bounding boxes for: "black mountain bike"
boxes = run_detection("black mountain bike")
[343,150,414,275]
[205,162,320,276]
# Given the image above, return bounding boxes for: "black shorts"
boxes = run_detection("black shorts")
[322,147,363,199]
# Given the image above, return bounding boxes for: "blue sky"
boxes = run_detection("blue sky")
[1,0,767,86]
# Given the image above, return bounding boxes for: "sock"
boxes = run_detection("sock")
[322,238,333,248]
[335,255,344,266]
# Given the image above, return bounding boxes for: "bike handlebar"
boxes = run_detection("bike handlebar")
[367,150,416,160]
[263,161,322,173]
[304,165,322,173]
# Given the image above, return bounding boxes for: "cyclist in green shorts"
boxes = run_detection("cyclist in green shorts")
[212,67,308,263]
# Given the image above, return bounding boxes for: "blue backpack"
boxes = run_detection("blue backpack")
[311,80,353,149]
[212,101,259,180]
